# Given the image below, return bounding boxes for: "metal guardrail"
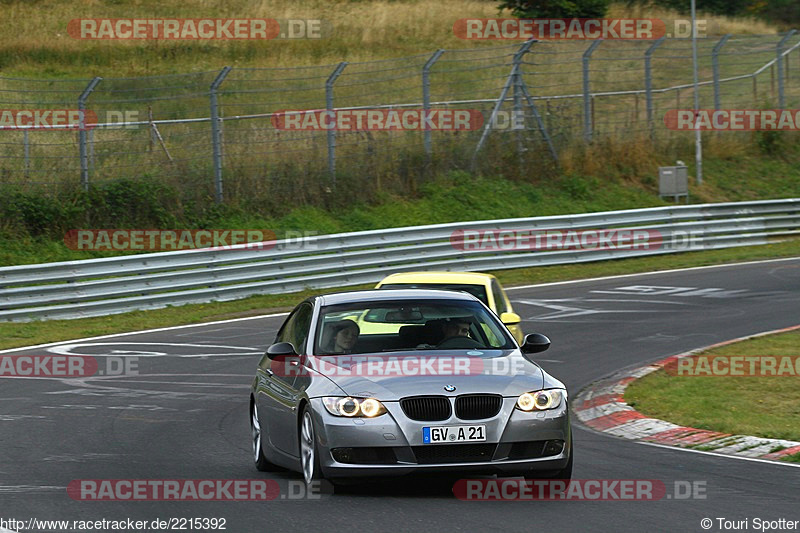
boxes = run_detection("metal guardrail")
[1,198,799,322]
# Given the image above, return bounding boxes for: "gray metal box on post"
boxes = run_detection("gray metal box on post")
[659,165,689,203]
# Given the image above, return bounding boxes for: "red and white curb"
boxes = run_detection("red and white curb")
[573,325,800,462]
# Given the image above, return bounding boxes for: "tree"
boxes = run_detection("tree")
[649,0,751,16]
[498,0,610,19]
[755,0,800,27]
[621,0,800,24]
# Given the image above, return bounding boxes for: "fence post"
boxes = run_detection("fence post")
[210,66,232,204]
[23,130,30,178]
[582,39,602,142]
[78,76,102,192]
[89,129,95,174]
[519,81,558,162]
[777,30,797,108]
[644,37,664,138]
[712,34,731,111]
[472,40,534,163]
[148,106,156,152]
[422,49,444,163]
[513,47,525,167]
[326,62,348,186]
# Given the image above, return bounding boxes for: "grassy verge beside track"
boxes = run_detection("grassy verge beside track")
[1,237,798,351]
[626,328,800,463]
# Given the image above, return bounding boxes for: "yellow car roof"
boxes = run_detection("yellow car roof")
[377,271,496,286]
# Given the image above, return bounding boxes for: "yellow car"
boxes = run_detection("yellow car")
[375,271,524,344]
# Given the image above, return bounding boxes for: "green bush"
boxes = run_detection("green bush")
[0,189,85,239]
[86,178,180,228]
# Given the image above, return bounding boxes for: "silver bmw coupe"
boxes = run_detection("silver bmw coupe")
[249,289,572,487]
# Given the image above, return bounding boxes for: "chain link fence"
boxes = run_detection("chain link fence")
[1,33,799,204]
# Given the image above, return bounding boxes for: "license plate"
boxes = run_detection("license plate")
[423,425,486,444]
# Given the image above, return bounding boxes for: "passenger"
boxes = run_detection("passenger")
[323,319,360,354]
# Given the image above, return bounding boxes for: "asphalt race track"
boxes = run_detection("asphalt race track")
[1,258,799,533]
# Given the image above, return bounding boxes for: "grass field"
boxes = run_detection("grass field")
[1,1,779,77]
[1,1,797,229]
[626,328,800,461]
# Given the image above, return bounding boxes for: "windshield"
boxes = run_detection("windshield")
[378,283,489,306]
[314,299,515,355]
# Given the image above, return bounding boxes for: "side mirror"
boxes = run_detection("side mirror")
[266,342,297,359]
[521,333,550,354]
[500,312,521,326]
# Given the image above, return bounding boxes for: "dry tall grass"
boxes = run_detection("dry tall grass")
[0,1,782,77]
[0,0,792,210]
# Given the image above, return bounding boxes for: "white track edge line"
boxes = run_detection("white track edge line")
[505,256,800,291]
[0,312,289,354]
[638,441,800,468]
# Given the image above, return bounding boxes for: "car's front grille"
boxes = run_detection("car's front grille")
[412,444,497,464]
[400,396,451,421]
[455,394,503,420]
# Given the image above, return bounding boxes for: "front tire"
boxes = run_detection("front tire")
[251,401,279,472]
[300,406,324,486]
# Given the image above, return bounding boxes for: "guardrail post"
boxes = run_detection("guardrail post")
[210,66,232,204]
[582,39,602,142]
[644,37,664,138]
[326,62,348,187]
[422,49,444,164]
[777,30,797,108]
[472,40,534,164]
[712,34,731,111]
[78,76,101,192]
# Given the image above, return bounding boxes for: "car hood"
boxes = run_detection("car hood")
[307,351,545,400]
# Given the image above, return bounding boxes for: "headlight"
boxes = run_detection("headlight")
[516,389,564,411]
[322,397,387,418]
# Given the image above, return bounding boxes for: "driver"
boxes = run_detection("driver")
[442,318,471,340]
[416,317,477,349]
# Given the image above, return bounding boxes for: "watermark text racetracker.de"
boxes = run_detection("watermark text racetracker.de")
[0,109,146,130]
[67,479,331,501]
[664,355,800,377]
[453,479,707,501]
[449,228,707,252]
[270,109,526,131]
[665,109,800,131]
[68,18,329,39]
[64,229,319,252]
[269,354,540,378]
[0,355,137,378]
[0,109,98,130]
[453,18,710,40]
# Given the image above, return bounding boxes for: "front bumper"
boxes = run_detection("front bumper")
[309,396,571,479]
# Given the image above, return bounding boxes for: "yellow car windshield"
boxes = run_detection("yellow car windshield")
[315,299,513,355]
